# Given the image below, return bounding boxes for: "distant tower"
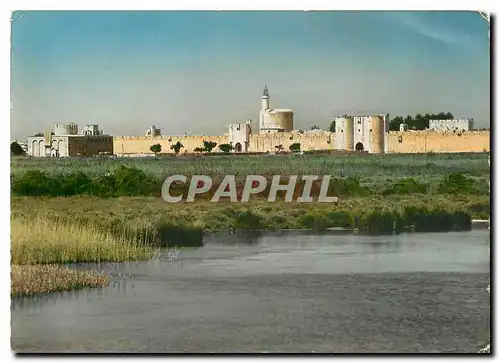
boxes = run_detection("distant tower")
[261,84,270,111]
[259,84,270,132]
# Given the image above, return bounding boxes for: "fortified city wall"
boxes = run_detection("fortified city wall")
[113,135,229,155]
[248,132,333,153]
[113,132,334,155]
[387,130,490,153]
[113,130,489,155]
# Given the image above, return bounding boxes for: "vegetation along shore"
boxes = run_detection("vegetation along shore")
[10,152,490,296]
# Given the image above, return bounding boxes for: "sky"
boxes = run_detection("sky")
[10,11,490,139]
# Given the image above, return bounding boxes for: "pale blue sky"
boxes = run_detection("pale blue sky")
[10,11,490,139]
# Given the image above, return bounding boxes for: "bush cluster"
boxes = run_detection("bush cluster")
[11,167,486,200]
[297,207,471,234]
[11,167,160,197]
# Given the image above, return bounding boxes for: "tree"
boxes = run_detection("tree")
[150,143,162,155]
[10,141,25,156]
[202,140,217,153]
[275,144,284,152]
[329,120,336,133]
[218,143,234,153]
[170,141,184,154]
[389,116,404,131]
[289,143,301,152]
[389,112,455,131]
[310,124,320,130]
[194,147,204,153]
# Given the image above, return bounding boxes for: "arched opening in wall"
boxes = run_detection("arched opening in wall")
[38,141,45,157]
[235,142,242,152]
[355,142,364,151]
[58,140,65,156]
[32,140,38,157]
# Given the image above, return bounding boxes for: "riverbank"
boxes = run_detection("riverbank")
[11,194,489,234]
[10,215,154,297]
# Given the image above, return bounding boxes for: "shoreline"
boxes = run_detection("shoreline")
[12,226,488,298]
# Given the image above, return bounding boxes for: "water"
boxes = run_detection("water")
[11,230,490,353]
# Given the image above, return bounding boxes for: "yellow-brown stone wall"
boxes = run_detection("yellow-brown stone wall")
[113,135,229,155]
[387,131,490,153]
[113,130,489,155]
[248,132,333,152]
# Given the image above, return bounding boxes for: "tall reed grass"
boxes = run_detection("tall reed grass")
[11,196,477,237]
[11,216,154,265]
[11,265,109,297]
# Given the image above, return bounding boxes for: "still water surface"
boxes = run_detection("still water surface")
[11,230,490,353]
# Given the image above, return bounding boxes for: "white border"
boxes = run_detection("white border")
[2,1,496,362]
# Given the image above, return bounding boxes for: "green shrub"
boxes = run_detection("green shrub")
[438,173,477,194]
[326,211,353,229]
[150,144,162,153]
[155,222,203,247]
[91,174,117,197]
[298,211,330,230]
[11,170,57,196]
[358,210,404,234]
[234,210,264,230]
[58,172,93,196]
[219,144,234,153]
[321,177,370,198]
[10,142,25,156]
[383,178,428,195]
[402,205,471,232]
[11,167,161,198]
[112,166,157,197]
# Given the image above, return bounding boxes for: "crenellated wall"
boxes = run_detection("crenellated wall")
[249,132,333,152]
[114,132,334,155]
[112,130,489,156]
[387,130,490,153]
[113,135,229,155]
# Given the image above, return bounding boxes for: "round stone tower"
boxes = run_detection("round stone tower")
[334,116,355,151]
[369,115,385,154]
[343,117,354,151]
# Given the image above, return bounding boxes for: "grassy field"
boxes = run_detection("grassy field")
[10,153,491,198]
[10,152,490,182]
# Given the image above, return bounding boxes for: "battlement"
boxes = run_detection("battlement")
[388,130,490,153]
[114,135,225,140]
[112,129,489,156]
[388,130,490,136]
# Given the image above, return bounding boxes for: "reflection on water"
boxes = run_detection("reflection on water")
[204,230,264,245]
[11,230,490,353]
[57,229,490,280]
